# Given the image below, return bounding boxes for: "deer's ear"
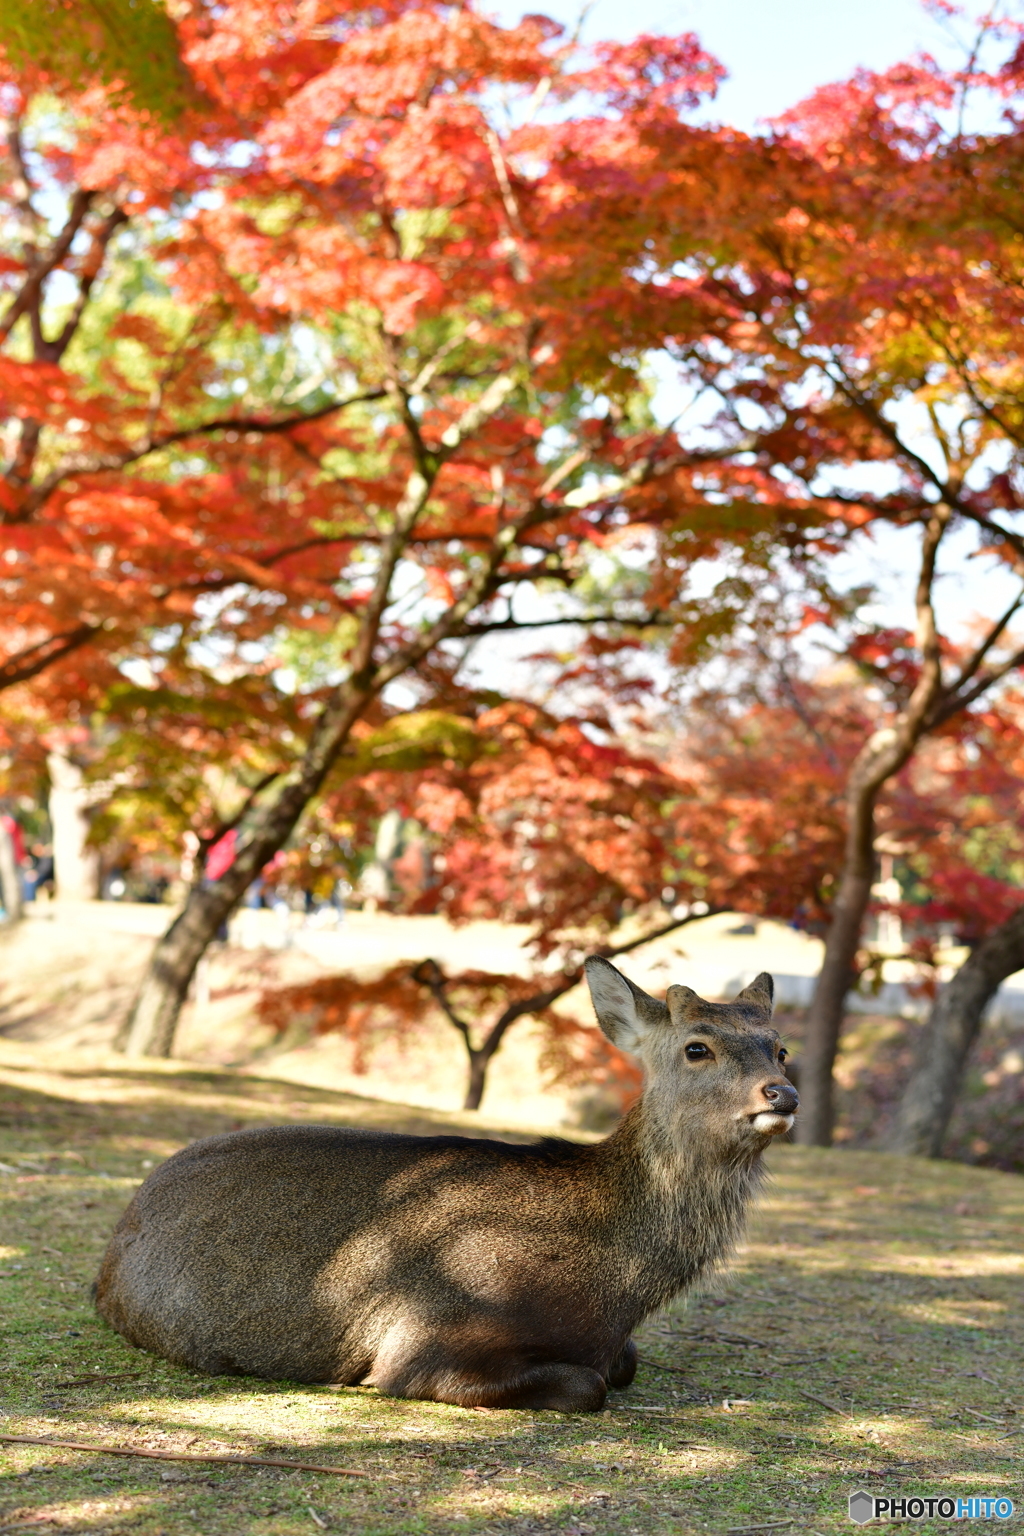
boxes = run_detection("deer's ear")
[585,957,667,1051]
[734,972,775,1011]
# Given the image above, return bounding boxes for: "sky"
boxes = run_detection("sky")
[494,0,955,131]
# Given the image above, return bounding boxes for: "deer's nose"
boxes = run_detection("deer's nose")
[764,1082,799,1114]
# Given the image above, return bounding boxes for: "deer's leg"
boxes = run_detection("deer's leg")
[373,1353,606,1412]
[606,1337,637,1389]
[454,1361,607,1412]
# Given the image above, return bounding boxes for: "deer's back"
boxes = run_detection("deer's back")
[94,1123,621,1382]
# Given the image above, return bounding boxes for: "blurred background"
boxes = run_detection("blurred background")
[2,0,1023,1170]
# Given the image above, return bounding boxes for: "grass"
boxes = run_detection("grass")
[1,1040,1022,1536]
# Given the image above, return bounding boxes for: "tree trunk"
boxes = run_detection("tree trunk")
[888,902,1024,1157]
[0,825,22,923]
[122,687,368,1057]
[796,507,950,1146]
[796,787,878,1146]
[120,881,244,1056]
[463,1050,488,1111]
[47,748,99,901]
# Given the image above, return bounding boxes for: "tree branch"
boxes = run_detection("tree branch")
[927,638,1024,728]
[45,205,129,363]
[411,959,474,1046]
[6,389,388,525]
[196,769,288,865]
[0,188,94,343]
[943,586,1024,698]
[0,622,99,692]
[476,908,722,1065]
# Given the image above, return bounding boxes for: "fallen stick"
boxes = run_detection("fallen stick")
[0,1433,367,1478]
[726,1521,795,1533]
[795,1389,850,1417]
[638,1356,690,1376]
[49,1373,146,1388]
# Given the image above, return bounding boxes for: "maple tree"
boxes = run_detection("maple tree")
[259,958,647,1114]
[253,670,1024,1116]
[250,695,837,1108]
[607,14,1024,1144]
[3,0,812,1055]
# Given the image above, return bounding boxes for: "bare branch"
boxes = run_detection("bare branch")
[475,908,723,1063]
[0,188,95,343]
[453,608,670,637]
[0,622,99,692]
[943,586,1024,699]
[411,959,474,1046]
[196,769,288,862]
[928,639,1024,728]
[5,389,388,525]
[0,1432,365,1479]
[45,205,129,363]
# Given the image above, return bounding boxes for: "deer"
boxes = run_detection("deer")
[94,959,798,1412]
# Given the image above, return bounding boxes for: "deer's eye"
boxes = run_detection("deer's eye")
[778,1048,788,1063]
[684,1042,712,1061]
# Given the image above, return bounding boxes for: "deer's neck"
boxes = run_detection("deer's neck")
[597,1102,763,1318]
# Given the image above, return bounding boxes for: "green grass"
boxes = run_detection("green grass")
[1,1042,1022,1534]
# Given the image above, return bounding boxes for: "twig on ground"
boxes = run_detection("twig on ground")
[308,1508,329,1529]
[50,1372,146,1388]
[962,1407,1008,1422]
[726,1521,796,1533]
[0,1433,367,1477]
[639,1356,690,1376]
[796,1389,850,1416]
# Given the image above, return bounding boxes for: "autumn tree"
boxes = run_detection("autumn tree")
[3,2,853,1058]
[259,957,649,1113]
[7,0,1024,1128]
[885,691,1024,1155]
[613,23,1024,1144]
[250,691,845,1108]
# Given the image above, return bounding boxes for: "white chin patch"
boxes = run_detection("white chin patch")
[752,1112,794,1135]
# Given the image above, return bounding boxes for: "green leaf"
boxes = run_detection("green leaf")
[1,0,192,121]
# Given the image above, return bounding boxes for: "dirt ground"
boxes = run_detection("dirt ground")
[0,906,605,1131]
[1,1037,1022,1536]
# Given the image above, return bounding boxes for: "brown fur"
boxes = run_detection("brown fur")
[94,960,797,1412]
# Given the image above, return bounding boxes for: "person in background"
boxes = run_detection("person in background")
[204,828,237,941]
[23,842,55,902]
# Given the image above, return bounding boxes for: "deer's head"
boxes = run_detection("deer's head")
[584,957,797,1155]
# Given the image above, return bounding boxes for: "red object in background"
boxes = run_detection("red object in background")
[0,813,25,864]
[205,828,237,882]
